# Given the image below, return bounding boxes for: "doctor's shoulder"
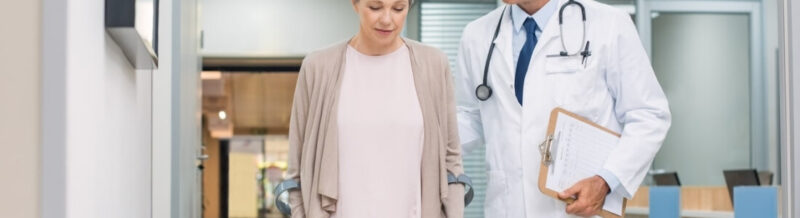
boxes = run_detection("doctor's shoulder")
[460,6,505,44]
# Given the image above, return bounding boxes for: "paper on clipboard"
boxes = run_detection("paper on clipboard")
[540,108,625,216]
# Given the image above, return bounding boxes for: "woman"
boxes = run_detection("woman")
[283,0,466,217]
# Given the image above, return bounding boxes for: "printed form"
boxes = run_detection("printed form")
[544,113,625,215]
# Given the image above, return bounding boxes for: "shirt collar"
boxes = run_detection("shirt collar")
[511,0,558,33]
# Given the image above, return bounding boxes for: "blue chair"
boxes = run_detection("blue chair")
[733,186,778,218]
[649,186,681,218]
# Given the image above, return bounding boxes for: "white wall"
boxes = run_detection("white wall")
[152,0,175,216]
[38,0,200,217]
[57,0,153,217]
[200,0,359,57]
[0,1,41,217]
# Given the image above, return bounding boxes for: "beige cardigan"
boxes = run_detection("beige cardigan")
[285,39,466,218]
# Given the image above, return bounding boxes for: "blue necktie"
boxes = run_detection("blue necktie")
[515,18,538,105]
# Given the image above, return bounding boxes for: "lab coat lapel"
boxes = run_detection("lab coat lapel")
[531,0,573,61]
[491,6,516,76]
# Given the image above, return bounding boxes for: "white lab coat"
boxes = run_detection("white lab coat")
[455,0,672,217]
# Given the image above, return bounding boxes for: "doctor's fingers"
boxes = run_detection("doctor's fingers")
[565,198,591,215]
[558,183,583,200]
[572,200,603,217]
[564,187,589,213]
[564,186,602,216]
[566,201,602,217]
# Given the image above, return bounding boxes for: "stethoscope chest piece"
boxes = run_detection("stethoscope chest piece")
[476,84,493,101]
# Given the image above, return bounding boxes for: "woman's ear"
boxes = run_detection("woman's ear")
[352,0,359,12]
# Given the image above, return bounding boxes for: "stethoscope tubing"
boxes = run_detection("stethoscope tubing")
[476,1,588,101]
[558,0,587,56]
[476,6,509,101]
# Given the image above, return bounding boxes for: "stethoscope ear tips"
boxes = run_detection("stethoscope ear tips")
[476,84,493,101]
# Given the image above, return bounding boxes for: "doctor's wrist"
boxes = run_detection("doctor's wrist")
[592,175,611,194]
[596,169,623,194]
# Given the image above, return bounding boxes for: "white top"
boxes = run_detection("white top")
[334,44,424,218]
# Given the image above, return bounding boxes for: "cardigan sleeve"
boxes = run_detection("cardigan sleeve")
[442,53,466,218]
[442,53,465,177]
[286,58,312,218]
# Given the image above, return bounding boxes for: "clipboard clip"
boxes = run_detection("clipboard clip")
[538,134,555,165]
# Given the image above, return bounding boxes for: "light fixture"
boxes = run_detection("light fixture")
[201,71,222,80]
[105,0,159,69]
[218,110,227,120]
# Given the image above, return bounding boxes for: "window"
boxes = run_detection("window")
[420,2,496,217]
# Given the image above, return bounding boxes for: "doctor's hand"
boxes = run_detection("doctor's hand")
[558,175,610,217]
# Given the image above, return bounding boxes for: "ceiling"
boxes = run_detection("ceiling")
[202,72,298,137]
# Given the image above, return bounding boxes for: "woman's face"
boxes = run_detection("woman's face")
[352,0,410,46]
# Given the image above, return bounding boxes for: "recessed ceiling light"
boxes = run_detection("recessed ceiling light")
[218,110,227,120]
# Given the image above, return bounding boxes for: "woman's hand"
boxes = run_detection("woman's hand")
[444,183,466,218]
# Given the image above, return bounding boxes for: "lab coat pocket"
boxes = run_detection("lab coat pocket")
[544,56,582,74]
[484,171,508,218]
[545,56,603,121]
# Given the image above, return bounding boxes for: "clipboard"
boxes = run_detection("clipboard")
[537,107,627,218]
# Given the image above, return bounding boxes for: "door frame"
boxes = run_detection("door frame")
[779,0,799,216]
[637,0,770,178]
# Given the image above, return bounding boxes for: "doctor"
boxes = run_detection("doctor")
[455,0,671,217]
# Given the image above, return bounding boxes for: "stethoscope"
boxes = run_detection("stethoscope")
[475,0,591,101]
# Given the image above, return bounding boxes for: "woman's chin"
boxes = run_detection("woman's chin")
[368,34,398,45]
